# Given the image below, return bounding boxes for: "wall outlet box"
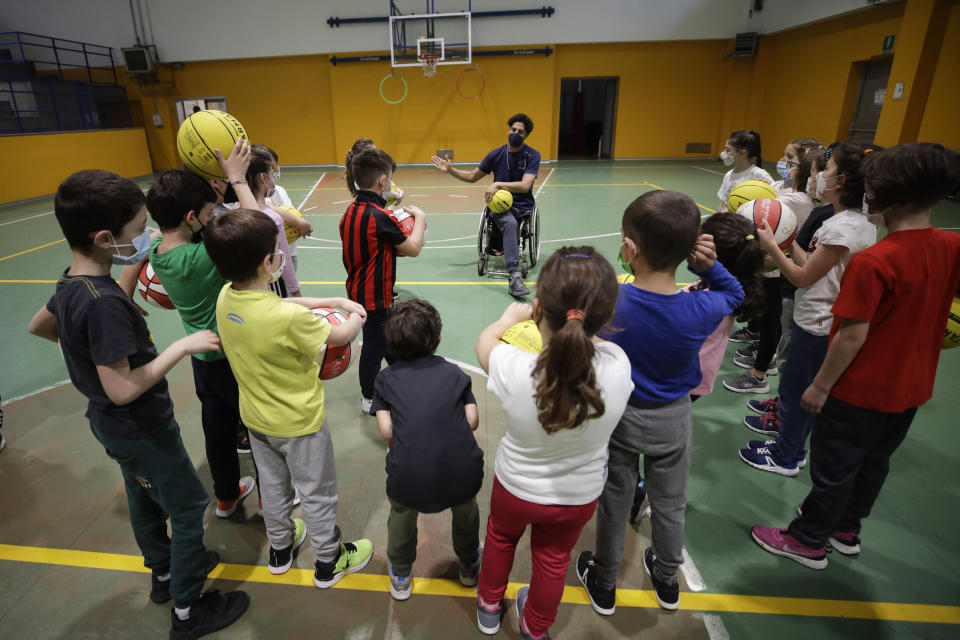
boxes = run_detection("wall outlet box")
[152,113,163,126]
[893,82,904,99]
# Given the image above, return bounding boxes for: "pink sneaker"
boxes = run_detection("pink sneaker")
[828,531,861,555]
[751,525,828,570]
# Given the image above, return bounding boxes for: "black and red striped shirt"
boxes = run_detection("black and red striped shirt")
[340,191,408,310]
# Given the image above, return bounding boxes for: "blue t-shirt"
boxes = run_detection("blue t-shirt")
[478,144,541,208]
[601,262,744,403]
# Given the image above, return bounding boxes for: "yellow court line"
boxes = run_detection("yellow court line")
[0,238,66,262]
[644,182,717,214]
[1,544,957,624]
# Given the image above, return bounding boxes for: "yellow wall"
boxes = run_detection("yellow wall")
[0,128,152,202]
[916,0,960,149]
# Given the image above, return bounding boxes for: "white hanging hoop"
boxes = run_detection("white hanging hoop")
[419,54,439,77]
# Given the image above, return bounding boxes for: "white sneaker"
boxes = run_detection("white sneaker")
[293,487,301,507]
[215,476,256,518]
[360,396,373,414]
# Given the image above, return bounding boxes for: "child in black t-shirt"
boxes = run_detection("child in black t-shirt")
[372,299,483,601]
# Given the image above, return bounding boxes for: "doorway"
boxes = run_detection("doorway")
[558,78,618,159]
[847,60,891,145]
[175,96,228,125]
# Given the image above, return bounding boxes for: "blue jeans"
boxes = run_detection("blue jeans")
[770,325,828,461]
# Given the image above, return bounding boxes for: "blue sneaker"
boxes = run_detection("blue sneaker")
[743,412,781,436]
[515,585,551,640]
[739,444,801,476]
[747,397,779,415]
[476,596,503,635]
[747,440,807,468]
[388,563,412,601]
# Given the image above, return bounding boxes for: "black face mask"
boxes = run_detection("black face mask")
[222,183,238,204]
[508,132,524,147]
[188,218,206,244]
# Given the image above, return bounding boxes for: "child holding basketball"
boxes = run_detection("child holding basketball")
[716,129,774,213]
[577,191,743,613]
[475,246,633,639]
[738,143,876,477]
[752,142,960,569]
[146,168,256,518]
[372,299,483,601]
[204,207,375,587]
[345,139,404,206]
[340,147,427,414]
[245,146,300,297]
[27,169,250,638]
[256,144,312,271]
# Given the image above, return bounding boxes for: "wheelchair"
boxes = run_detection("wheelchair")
[476,205,541,279]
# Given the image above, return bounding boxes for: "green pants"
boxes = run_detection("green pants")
[387,496,480,577]
[91,421,210,607]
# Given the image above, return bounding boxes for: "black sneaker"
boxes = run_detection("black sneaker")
[642,547,679,610]
[575,550,615,615]
[735,344,758,359]
[236,430,251,454]
[169,589,250,640]
[151,550,221,604]
[508,273,530,298]
[728,327,758,343]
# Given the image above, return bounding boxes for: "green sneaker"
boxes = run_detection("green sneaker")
[268,518,306,575]
[313,539,373,588]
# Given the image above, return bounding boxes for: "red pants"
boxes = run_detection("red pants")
[478,477,598,638]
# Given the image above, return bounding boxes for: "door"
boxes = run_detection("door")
[847,61,891,145]
[176,97,228,125]
[558,78,619,160]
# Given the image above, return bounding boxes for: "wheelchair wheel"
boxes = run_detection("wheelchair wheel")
[477,209,489,276]
[528,207,541,268]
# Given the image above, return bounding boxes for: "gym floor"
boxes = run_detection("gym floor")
[1,160,958,639]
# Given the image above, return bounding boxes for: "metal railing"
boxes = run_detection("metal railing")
[0,31,117,85]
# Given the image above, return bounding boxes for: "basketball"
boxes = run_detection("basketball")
[388,207,415,237]
[727,179,777,213]
[312,308,358,379]
[500,320,542,353]
[489,189,513,214]
[176,110,248,181]
[136,262,175,310]
[944,298,960,349]
[385,181,401,208]
[737,198,798,250]
[616,273,636,284]
[279,205,303,243]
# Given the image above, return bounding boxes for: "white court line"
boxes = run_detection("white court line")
[534,167,555,197]
[297,172,327,209]
[303,206,318,212]
[449,195,469,198]
[442,356,487,378]
[691,166,725,176]
[680,547,706,592]
[305,211,479,217]
[542,231,620,244]
[702,614,731,640]
[4,379,72,406]
[332,200,351,205]
[0,211,55,227]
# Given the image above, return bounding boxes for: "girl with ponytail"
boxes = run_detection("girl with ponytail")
[474,246,633,640]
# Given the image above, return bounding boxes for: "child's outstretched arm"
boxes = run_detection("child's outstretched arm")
[476,303,533,373]
[396,206,427,257]
[758,220,846,288]
[216,138,257,210]
[268,202,313,239]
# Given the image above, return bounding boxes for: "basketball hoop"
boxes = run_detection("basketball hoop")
[419,54,440,77]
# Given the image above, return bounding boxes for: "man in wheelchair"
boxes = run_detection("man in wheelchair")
[431,113,541,298]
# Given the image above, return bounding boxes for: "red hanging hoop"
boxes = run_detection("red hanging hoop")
[456,67,486,101]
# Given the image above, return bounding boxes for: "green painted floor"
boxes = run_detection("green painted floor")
[1,160,959,639]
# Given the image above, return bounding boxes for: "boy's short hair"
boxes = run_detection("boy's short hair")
[622,190,700,272]
[350,148,396,190]
[863,143,960,213]
[204,208,277,282]
[146,169,218,231]
[385,299,442,360]
[508,113,534,135]
[54,170,146,253]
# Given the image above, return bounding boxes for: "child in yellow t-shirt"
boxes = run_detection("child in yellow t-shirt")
[205,207,374,587]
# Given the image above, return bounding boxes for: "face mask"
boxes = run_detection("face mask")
[776,160,792,179]
[271,171,281,183]
[380,177,393,201]
[189,219,205,244]
[815,173,840,200]
[109,228,151,265]
[863,195,886,226]
[805,175,818,198]
[266,183,276,199]
[720,151,734,166]
[508,132,524,147]
[618,240,634,275]
[267,251,285,283]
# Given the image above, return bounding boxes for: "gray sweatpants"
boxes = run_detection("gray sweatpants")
[595,397,692,588]
[248,423,341,563]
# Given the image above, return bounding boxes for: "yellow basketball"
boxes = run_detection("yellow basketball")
[279,205,303,244]
[500,320,542,353]
[944,298,960,349]
[176,110,248,181]
[489,189,513,214]
[727,180,777,213]
[385,181,401,208]
[616,273,635,284]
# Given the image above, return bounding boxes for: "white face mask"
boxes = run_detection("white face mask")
[815,172,840,200]
[863,194,886,226]
[267,251,285,283]
[109,228,152,265]
[380,176,393,201]
[720,151,735,166]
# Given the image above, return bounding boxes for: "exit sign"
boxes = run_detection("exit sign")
[882,34,895,54]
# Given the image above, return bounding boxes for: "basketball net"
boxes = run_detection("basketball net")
[419,54,439,77]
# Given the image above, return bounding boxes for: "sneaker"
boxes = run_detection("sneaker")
[515,585,551,640]
[360,396,373,414]
[733,354,779,376]
[828,531,862,556]
[476,596,503,635]
[313,539,374,588]
[735,345,757,359]
[293,487,301,507]
[458,545,482,587]
[729,327,758,343]
[747,440,807,469]
[747,397,779,415]
[642,547,679,610]
[743,413,781,436]
[151,550,220,604]
[236,431,251,454]
[575,550,615,615]
[738,445,801,477]
[751,525,828,570]
[268,518,306,575]
[169,589,251,640]
[508,272,530,298]
[629,479,648,524]
[388,563,412,601]
[215,476,256,518]
[723,371,770,394]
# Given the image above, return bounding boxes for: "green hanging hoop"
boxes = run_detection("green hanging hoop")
[379,73,409,105]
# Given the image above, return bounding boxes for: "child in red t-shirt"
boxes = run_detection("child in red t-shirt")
[751,143,960,570]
